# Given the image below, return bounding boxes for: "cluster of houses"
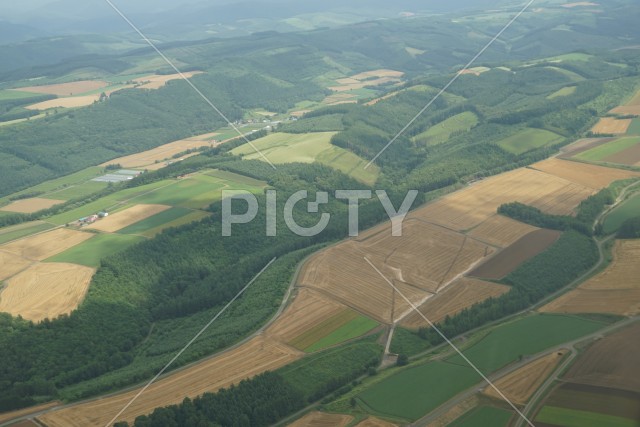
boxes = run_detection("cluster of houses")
[77,211,108,225]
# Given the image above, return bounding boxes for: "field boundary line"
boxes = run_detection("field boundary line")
[364,257,536,427]
[102,0,276,169]
[106,257,278,426]
[365,0,536,169]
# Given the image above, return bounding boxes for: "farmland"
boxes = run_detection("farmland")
[411,112,479,146]
[117,207,193,235]
[547,86,576,99]
[468,215,538,247]
[603,193,640,234]
[540,240,640,316]
[45,234,144,267]
[0,197,65,213]
[469,229,561,280]
[1,228,93,261]
[86,204,170,233]
[529,158,640,189]
[0,252,32,281]
[288,411,353,427]
[449,406,513,427]
[355,417,397,427]
[400,278,509,329]
[573,136,640,166]
[302,314,378,353]
[483,350,568,405]
[495,128,564,155]
[0,262,94,322]
[610,87,640,116]
[590,117,632,135]
[15,80,109,96]
[0,221,54,245]
[535,405,638,427]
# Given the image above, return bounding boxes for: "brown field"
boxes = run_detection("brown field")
[1,228,93,261]
[15,80,108,96]
[563,322,640,393]
[289,310,359,350]
[470,229,561,280]
[401,277,509,329]
[0,252,32,281]
[0,262,94,322]
[351,69,404,80]
[413,167,595,230]
[0,402,61,425]
[559,137,615,158]
[468,215,539,248]
[288,412,353,427]
[101,132,219,169]
[323,93,358,105]
[133,71,203,90]
[610,105,640,116]
[590,117,632,135]
[266,288,346,343]
[355,416,398,427]
[530,158,640,189]
[87,204,170,232]
[484,350,568,405]
[299,220,494,323]
[0,197,65,213]
[328,70,404,92]
[25,95,101,110]
[605,143,640,167]
[38,335,301,426]
[540,240,640,315]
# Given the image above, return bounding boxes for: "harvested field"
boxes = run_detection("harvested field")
[468,215,539,248]
[540,240,640,315]
[288,412,353,427]
[604,141,640,166]
[299,220,494,323]
[351,69,404,80]
[0,197,65,213]
[0,262,94,322]
[0,252,31,281]
[1,228,93,261]
[87,204,170,232]
[133,71,203,90]
[15,80,108,96]
[25,95,100,110]
[38,335,301,426]
[573,136,640,165]
[559,138,615,157]
[590,117,632,135]
[355,416,398,427]
[100,132,218,169]
[470,229,561,280]
[610,105,640,116]
[484,350,568,405]
[529,158,640,189]
[401,278,509,329]
[563,322,640,393]
[413,168,595,230]
[267,288,346,343]
[0,401,60,425]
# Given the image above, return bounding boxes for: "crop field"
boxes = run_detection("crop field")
[558,137,616,158]
[627,118,640,135]
[540,240,640,315]
[449,406,513,427]
[603,193,640,233]
[358,361,479,421]
[0,262,94,322]
[132,71,203,89]
[288,411,353,427]
[400,277,509,329]
[38,336,301,426]
[469,229,561,280]
[328,69,404,92]
[87,204,170,232]
[610,88,640,116]
[0,89,43,100]
[1,228,93,261]
[25,95,100,110]
[0,251,32,281]
[535,405,638,427]
[496,128,564,155]
[291,311,378,353]
[467,215,539,247]
[0,197,65,213]
[101,132,219,169]
[117,207,192,235]
[446,314,606,373]
[413,167,595,230]
[411,112,478,146]
[132,177,226,209]
[45,233,144,267]
[0,221,54,245]
[529,158,640,189]
[484,350,568,405]
[547,86,577,99]
[573,136,640,166]
[354,417,397,427]
[590,117,632,135]
[15,80,109,96]
[136,210,210,237]
[299,220,493,323]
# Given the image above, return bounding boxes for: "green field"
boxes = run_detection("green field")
[47,181,109,200]
[548,86,577,99]
[536,406,639,427]
[545,66,585,82]
[412,112,479,146]
[46,233,144,267]
[0,90,41,101]
[496,128,565,154]
[304,315,378,353]
[627,119,640,135]
[446,314,606,373]
[603,193,640,234]
[118,207,192,235]
[358,361,479,420]
[450,406,513,427]
[138,210,210,237]
[574,137,640,162]
[0,221,55,245]
[232,132,379,185]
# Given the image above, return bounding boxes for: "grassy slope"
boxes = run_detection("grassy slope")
[547,86,577,99]
[45,233,144,267]
[627,119,640,135]
[305,316,379,353]
[0,221,55,245]
[536,406,638,427]
[496,128,564,155]
[575,137,640,162]
[118,207,192,235]
[603,193,640,234]
[450,406,513,427]
[412,112,478,146]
